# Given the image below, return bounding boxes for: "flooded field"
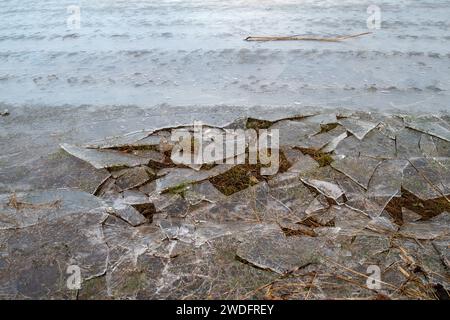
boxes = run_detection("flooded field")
[0,0,449,111]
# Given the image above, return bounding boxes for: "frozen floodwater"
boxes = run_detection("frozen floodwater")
[2,1,450,301]
[0,0,449,111]
[1,110,450,299]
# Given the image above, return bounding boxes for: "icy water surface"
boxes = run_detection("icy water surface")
[0,0,449,111]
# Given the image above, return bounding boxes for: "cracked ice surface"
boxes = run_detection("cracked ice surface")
[1,109,450,299]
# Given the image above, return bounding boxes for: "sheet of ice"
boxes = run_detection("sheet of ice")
[151,164,234,193]
[0,189,106,229]
[61,143,151,169]
[331,156,381,189]
[301,178,344,201]
[399,212,450,240]
[404,116,450,142]
[236,229,324,274]
[338,118,379,140]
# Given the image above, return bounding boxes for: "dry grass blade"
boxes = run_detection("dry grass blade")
[239,280,277,299]
[305,272,317,300]
[245,32,372,42]
[322,257,399,290]
[7,192,61,210]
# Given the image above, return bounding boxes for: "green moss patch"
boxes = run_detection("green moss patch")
[298,148,334,167]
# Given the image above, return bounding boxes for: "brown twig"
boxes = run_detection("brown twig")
[245,32,372,42]
[7,193,61,210]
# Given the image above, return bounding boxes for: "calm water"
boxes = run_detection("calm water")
[0,0,449,111]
